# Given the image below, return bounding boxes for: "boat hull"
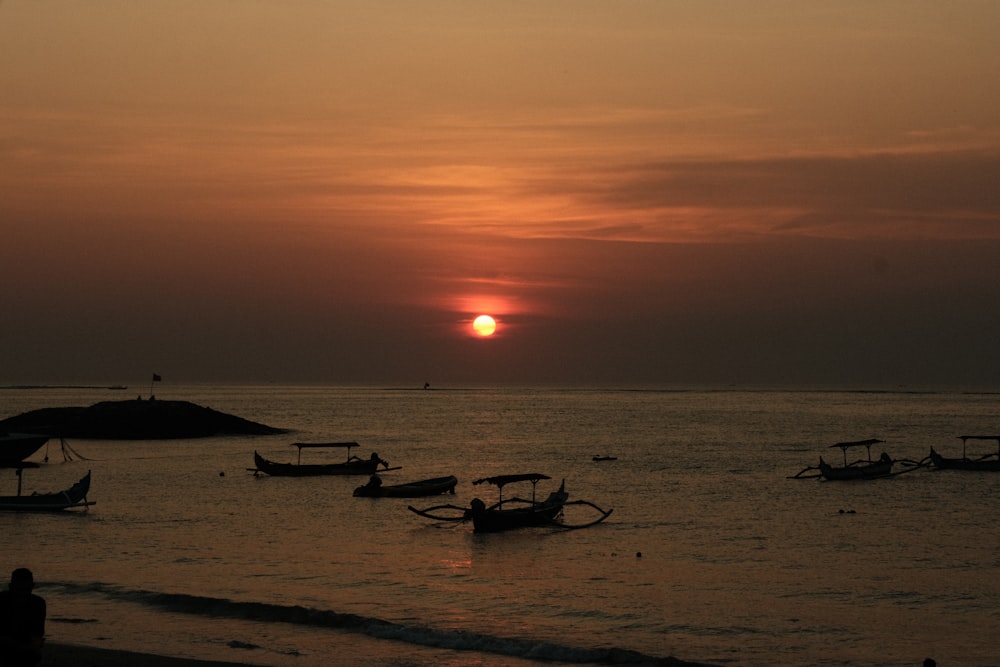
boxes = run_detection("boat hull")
[354,475,458,498]
[0,471,94,511]
[470,490,569,533]
[819,460,893,480]
[253,451,380,476]
[929,449,1000,471]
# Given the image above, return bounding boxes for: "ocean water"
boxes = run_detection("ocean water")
[2,385,998,667]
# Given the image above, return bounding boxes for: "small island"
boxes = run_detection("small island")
[0,399,287,439]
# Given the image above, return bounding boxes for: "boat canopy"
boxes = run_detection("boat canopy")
[830,438,884,449]
[287,442,366,465]
[473,473,551,487]
[956,435,1000,458]
[291,442,360,449]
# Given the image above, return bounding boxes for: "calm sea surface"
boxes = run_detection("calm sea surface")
[2,385,998,667]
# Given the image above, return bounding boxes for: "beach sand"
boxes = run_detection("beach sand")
[41,642,256,667]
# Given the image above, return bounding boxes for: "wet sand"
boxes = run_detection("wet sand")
[41,642,256,667]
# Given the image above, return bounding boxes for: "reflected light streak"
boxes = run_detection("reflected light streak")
[442,556,472,571]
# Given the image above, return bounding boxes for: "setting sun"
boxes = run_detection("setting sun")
[472,314,497,337]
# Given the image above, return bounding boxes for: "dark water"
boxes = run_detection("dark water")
[2,385,998,666]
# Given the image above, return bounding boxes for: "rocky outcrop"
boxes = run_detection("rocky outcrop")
[0,399,287,439]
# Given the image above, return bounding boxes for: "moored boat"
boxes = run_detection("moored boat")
[353,474,458,498]
[0,469,95,511]
[817,438,894,480]
[0,433,49,468]
[408,473,613,533]
[929,436,1000,471]
[468,474,570,532]
[252,442,394,477]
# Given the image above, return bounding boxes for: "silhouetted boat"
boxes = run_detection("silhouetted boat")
[592,455,617,462]
[0,433,49,468]
[251,442,395,477]
[929,436,1000,471]
[408,473,613,532]
[0,469,95,511]
[818,438,894,480]
[353,474,458,498]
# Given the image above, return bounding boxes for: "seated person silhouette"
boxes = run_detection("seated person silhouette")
[0,568,46,667]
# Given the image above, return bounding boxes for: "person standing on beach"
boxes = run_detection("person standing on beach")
[0,568,46,667]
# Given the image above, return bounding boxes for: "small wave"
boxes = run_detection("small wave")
[48,581,707,666]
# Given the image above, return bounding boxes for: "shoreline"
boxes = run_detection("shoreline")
[40,641,723,667]
[41,642,260,667]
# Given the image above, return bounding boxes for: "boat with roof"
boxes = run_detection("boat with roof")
[251,442,395,477]
[408,473,613,532]
[929,435,1000,471]
[816,438,894,480]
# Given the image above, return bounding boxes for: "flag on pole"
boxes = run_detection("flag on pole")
[149,373,162,400]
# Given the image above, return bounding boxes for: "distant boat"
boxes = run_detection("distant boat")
[592,455,617,462]
[818,438,894,480]
[929,436,1000,471]
[0,469,95,512]
[251,442,396,477]
[0,433,49,468]
[353,474,458,498]
[408,473,613,533]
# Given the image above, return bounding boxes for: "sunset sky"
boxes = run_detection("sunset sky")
[3,1,1000,388]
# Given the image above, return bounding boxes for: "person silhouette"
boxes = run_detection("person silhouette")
[0,568,46,666]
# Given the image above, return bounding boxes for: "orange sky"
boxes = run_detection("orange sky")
[3,2,1000,387]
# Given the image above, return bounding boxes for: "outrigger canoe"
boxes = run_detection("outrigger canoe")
[251,442,395,477]
[818,438,894,480]
[929,436,1000,471]
[0,469,95,512]
[353,474,458,498]
[408,473,613,533]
